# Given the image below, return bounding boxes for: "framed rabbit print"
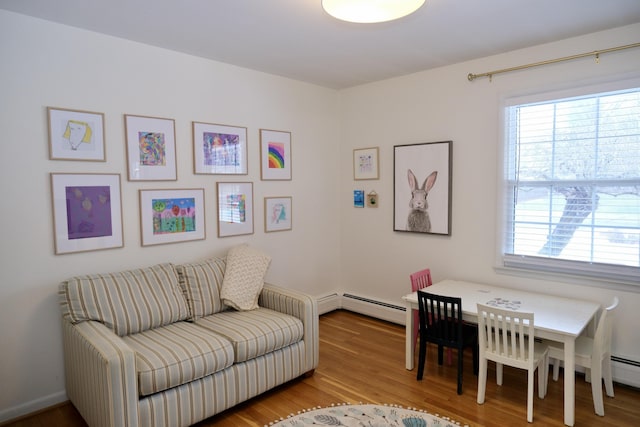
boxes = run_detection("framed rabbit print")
[393,141,452,235]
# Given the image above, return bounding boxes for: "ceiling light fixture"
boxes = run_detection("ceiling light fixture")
[322,0,426,24]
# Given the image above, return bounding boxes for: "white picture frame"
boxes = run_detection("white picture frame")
[192,122,248,175]
[139,188,205,246]
[125,114,177,181]
[47,107,106,161]
[50,173,123,254]
[217,182,254,237]
[264,197,292,232]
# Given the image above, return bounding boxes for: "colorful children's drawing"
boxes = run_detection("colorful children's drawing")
[65,186,112,239]
[270,203,287,224]
[151,197,196,234]
[268,142,285,169]
[203,132,240,167]
[223,194,246,223]
[139,132,166,166]
[63,120,93,150]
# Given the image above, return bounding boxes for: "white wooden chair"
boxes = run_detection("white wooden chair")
[476,303,549,423]
[547,296,619,416]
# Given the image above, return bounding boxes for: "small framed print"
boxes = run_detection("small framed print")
[265,197,292,232]
[217,182,254,237]
[192,122,248,175]
[354,190,365,208]
[353,147,379,180]
[50,173,123,254]
[125,114,177,181]
[47,107,106,161]
[367,191,379,208]
[139,188,205,246]
[260,129,292,180]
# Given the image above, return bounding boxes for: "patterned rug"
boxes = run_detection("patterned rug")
[266,403,468,426]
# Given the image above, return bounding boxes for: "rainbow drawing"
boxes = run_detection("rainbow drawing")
[268,142,285,169]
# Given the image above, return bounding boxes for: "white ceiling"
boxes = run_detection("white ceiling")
[2,0,640,89]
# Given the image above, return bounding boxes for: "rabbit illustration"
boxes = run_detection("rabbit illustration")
[406,169,437,232]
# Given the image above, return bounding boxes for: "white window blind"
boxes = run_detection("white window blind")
[501,86,640,284]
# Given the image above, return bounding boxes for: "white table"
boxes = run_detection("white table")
[403,280,600,427]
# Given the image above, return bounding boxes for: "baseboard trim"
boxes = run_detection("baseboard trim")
[612,357,640,389]
[0,391,67,424]
[317,292,341,315]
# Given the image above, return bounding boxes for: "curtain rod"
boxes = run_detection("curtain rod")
[467,42,640,82]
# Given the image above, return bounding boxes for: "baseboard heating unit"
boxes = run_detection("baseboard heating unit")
[340,293,406,325]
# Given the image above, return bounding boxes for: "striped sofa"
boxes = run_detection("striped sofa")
[58,256,319,427]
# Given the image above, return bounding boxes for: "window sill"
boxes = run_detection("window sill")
[494,264,640,294]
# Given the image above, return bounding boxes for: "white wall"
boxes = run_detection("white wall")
[0,10,341,421]
[1,9,640,422]
[339,23,640,379]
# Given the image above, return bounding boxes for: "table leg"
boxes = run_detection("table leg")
[563,338,576,426]
[405,302,414,370]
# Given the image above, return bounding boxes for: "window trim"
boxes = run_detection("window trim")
[496,75,640,289]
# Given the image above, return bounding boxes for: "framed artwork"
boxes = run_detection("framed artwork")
[260,129,292,180]
[50,173,123,254]
[354,190,365,208]
[47,107,106,161]
[217,182,254,237]
[353,147,379,180]
[139,188,205,246]
[394,141,452,235]
[366,191,379,208]
[124,114,177,181]
[192,122,248,175]
[264,197,292,232]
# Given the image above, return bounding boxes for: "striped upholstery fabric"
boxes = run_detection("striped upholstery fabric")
[60,279,318,427]
[260,283,320,371]
[60,263,190,336]
[137,342,306,427]
[196,307,304,363]
[122,322,234,396]
[175,257,228,320]
[62,319,138,427]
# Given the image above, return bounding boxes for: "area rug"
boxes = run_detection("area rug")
[266,403,468,426]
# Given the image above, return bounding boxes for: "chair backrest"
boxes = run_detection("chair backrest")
[593,296,619,358]
[417,291,463,346]
[476,303,535,370]
[410,268,432,293]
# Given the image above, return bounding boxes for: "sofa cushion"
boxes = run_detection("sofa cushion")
[122,321,235,396]
[61,263,190,336]
[220,244,271,311]
[196,307,303,363]
[176,256,228,320]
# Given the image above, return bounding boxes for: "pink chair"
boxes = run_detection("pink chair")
[410,268,453,365]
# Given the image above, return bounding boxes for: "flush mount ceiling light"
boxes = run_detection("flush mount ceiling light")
[322,0,426,24]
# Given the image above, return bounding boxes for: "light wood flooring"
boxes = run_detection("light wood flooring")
[4,310,639,426]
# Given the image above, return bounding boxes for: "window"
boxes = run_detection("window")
[501,85,640,284]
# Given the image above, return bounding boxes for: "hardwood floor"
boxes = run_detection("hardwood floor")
[5,310,639,426]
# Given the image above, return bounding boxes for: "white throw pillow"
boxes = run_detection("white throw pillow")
[221,244,271,311]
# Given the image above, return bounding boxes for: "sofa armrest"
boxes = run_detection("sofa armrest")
[259,283,319,372]
[62,318,138,427]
